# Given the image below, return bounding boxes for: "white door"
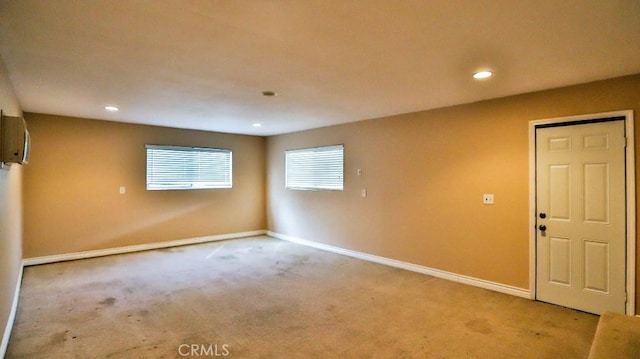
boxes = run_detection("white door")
[536,120,626,314]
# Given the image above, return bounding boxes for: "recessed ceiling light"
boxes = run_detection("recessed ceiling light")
[104,105,119,112]
[252,123,262,127]
[473,71,493,79]
[260,90,277,97]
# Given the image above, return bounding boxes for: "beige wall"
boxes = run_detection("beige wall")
[0,58,23,349]
[267,74,640,311]
[23,114,265,257]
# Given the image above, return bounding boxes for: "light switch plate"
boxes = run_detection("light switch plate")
[483,194,494,204]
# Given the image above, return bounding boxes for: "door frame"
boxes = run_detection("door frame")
[528,110,636,315]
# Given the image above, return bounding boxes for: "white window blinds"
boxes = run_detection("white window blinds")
[146,145,232,190]
[285,145,344,191]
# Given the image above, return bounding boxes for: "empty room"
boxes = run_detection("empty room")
[2,1,640,358]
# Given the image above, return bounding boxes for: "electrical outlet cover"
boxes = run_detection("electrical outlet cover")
[483,194,494,204]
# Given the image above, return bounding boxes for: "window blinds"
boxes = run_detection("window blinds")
[285,145,344,191]
[146,145,232,190]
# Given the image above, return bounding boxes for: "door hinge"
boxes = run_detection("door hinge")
[624,137,628,147]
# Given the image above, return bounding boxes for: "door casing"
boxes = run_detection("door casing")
[528,110,636,315]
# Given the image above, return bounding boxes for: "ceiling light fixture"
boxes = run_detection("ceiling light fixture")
[260,90,277,97]
[473,71,493,79]
[104,105,119,112]
[252,123,262,127]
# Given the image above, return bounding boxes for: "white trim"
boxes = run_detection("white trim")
[23,230,267,266]
[528,118,538,300]
[267,231,530,299]
[1,263,23,358]
[528,110,636,315]
[625,114,636,316]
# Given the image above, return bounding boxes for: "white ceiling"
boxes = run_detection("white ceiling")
[1,1,639,136]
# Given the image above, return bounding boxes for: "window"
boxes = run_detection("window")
[286,144,344,191]
[146,145,232,190]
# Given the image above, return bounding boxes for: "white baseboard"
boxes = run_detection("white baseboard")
[1,262,23,358]
[267,231,530,299]
[23,230,267,266]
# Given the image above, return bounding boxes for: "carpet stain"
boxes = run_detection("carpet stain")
[49,331,67,345]
[293,255,310,265]
[544,320,558,328]
[99,297,117,306]
[276,267,291,277]
[531,330,551,338]
[466,318,492,334]
[245,306,289,326]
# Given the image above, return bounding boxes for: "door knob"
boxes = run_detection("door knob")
[539,225,547,231]
[539,213,547,219]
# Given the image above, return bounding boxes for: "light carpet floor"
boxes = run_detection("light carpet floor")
[7,236,598,358]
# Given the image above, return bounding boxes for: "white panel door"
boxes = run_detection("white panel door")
[536,120,626,314]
